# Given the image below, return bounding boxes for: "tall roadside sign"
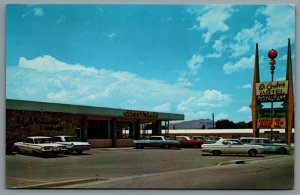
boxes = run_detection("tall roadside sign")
[251,39,294,144]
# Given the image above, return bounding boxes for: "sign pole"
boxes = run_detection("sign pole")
[251,44,260,137]
[268,49,278,141]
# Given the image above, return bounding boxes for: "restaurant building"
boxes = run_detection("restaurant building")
[6,99,184,148]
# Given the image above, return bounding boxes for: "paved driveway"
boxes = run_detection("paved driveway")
[6,147,294,189]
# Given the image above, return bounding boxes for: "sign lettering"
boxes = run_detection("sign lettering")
[257,118,286,128]
[124,110,158,118]
[256,80,288,102]
[258,108,286,119]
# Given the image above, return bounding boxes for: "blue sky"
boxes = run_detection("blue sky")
[6,4,295,122]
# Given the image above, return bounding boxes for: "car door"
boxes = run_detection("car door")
[220,140,231,154]
[228,140,247,154]
[149,137,163,147]
[21,138,34,153]
[261,139,276,152]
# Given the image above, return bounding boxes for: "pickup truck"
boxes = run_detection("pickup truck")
[175,136,203,148]
[133,136,180,149]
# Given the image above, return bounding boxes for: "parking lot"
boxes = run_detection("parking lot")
[6,147,294,189]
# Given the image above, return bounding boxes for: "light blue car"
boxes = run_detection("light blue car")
[239,137,290,154]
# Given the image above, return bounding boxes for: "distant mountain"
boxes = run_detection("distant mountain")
[170,119,214,129]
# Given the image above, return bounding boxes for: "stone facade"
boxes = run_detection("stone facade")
[6,109,82,144]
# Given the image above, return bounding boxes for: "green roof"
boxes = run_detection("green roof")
[6,99,184,121]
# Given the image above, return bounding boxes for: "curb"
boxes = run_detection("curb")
[11,177,105,189]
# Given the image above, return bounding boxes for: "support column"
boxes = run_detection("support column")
[129,122,134,139]
[110,118,116,147]
[152,121,162,135]
[81,116,87,141]
[134,120,140,139]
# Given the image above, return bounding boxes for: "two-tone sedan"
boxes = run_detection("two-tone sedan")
[239,137,290,154]
[53,135,91,154]
[133,136,180,149]
[14,136,67,156]
[201,138,264,157]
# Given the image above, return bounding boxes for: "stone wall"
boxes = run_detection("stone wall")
[6,109,82,144]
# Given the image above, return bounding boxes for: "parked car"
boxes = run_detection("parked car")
[191,136,220,144]
[133,136,180,149]
[201,138,264,157]
[175,136,203,148]
[239,137,290,154]
[53,135,91,154]
[14,136,67,156]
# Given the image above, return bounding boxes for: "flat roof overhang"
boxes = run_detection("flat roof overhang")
[6,99,184,121]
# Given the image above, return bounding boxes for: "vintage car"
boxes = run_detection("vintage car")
[191,136,220,144]
[201,138,264,157]
[133,136,180,149]
[239,137,290,154]
[53,135,91,154]
[14,136,67,156]
[175,136,203,148]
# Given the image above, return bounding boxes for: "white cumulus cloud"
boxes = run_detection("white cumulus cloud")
[7,55,234,121]
[196,5,235,43]
[223,55,255,74]
[237,106,251,113]
[242,84,252,89]
[19,55,98,74]
[215,113,229,120]
[186,54,204,75]
[33,7,44,17]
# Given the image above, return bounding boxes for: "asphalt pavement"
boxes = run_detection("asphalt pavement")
[6,147,294,189]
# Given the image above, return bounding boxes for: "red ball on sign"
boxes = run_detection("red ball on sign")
[268,49,278,59]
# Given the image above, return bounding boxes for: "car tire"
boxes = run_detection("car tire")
[76,150,83,154]
[14,146,22,154]
[32,150,39,156]
[248,149,257,157]
[136,144,143,149]
[277,148,287,154]
[164,144,170,149]
[212,150,221,156]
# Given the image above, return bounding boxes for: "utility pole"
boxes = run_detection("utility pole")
[212,113,215,129]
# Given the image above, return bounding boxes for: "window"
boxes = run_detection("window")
[150,137,162,140]
[231,140,241,145]
[65,136,79,142]
[53,137,62,142]
[87,120,109,139]
[24,138,33,144]
[222,140,229,145]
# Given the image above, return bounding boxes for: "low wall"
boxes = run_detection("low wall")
[88,139,135,148]
[88,139,112,148]
[116,139,134,147]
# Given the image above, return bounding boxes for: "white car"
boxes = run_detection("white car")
[14,136,67,156]
[53,136,91,154]
[201,138,264,157]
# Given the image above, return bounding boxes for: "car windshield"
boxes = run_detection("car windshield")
[176,137,191,140]
[34,138,54,144]
[65,136,79,142]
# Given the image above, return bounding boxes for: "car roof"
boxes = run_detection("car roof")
[27,136,52,139]
[239,137,268,140]
[54,135,76,137]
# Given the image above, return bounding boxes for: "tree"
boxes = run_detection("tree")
[215,119,236,129]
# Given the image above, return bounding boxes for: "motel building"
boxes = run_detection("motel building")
[6,99,184,148]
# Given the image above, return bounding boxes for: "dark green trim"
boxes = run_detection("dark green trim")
[6,99,184,121]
